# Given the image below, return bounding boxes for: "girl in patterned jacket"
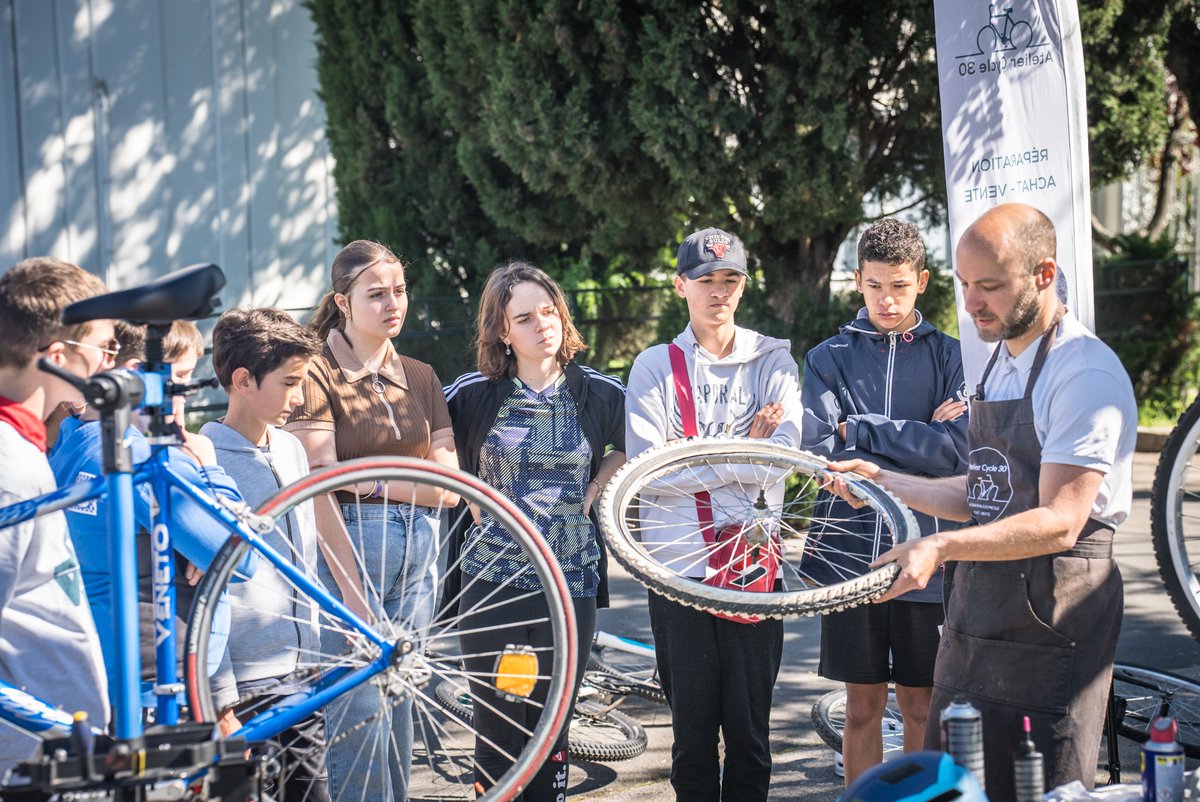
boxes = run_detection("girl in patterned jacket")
[443,261,626,801]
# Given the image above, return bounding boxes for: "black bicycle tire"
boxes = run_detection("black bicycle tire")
[183,457,577,802]
[434,681,648,763]
[1150,398,1200,642]
[598,439,916,618]
[434,677,475,724]
[568,701,647,762]
[1112,662,1200,757]
[810,689,904,754]
[584,653,667,705]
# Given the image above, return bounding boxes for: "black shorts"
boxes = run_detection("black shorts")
[818,600,943,687]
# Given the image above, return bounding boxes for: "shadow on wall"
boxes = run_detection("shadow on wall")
[0,0,336,311]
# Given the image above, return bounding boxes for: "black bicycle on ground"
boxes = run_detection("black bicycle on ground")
[1151,397,1200,641]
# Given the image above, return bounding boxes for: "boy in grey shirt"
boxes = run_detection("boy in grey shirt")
[201,308,327,802]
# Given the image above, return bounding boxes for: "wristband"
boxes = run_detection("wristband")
[367,479,385,499]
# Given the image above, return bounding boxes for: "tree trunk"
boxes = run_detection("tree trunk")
[1166,4,1200,134]
[761,230,847,324]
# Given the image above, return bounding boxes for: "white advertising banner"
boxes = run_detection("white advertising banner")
[934,0,1094,386]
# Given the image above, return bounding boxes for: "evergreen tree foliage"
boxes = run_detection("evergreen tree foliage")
[309,0,1182,350]
[306,0,527,293]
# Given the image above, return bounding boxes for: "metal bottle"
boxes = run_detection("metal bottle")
[1013,715,1044,802]
[940,698,985,789]
[1142,716,1184,802]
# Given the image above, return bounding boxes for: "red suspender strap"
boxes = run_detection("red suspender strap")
[668,344,697,438]
[668,344,715,545]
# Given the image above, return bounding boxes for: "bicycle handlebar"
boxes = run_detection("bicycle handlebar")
[37,358,145,412]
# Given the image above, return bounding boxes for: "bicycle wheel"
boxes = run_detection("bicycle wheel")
[598,439,918,618]
[184,457,577,802]
[810,689,904,758]
[1151,398,1200,641]
[568,701,647,762]
[434,680,647,763]
[1111,663,1200,757]
[585,650,666,705]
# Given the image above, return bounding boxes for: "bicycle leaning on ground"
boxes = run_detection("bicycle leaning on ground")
[1150,396,1200,643]
[0,264,578,802]
[584,630,665,706]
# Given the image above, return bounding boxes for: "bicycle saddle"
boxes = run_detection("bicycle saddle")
[61,263,226,326]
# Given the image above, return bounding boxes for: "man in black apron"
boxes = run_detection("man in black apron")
[828,203,1137,801]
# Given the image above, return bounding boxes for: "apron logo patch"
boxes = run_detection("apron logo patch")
[967,446,1014,519]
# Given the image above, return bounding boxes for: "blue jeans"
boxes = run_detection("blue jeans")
[318,502,439,802]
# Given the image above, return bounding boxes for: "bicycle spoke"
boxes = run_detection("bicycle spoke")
[600,440,917,617]
[185,458,576,802]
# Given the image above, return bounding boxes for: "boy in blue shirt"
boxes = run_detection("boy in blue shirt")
[200,307,327,802]
[49,321,255,730]
[801,219,968,784]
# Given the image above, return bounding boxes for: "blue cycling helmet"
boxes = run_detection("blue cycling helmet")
[838,751,988,802]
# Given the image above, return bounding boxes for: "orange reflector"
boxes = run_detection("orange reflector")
[494,645,538,698]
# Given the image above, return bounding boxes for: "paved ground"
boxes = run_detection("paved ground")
[567,451,1200,800]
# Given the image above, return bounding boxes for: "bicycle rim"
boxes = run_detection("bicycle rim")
[1151,399,1200,641]
[810,689,904,757]
[598,440,917,617]
[1111,663,1200,757]
[184,457,577,802]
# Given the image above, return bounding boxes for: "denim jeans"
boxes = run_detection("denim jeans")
[318,502,439,802]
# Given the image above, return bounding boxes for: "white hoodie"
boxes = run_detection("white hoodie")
[625,325,801,577]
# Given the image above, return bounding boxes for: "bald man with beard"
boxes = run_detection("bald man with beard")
[828,203,1137,801]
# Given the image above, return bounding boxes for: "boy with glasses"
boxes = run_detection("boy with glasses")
[49,319,256,730]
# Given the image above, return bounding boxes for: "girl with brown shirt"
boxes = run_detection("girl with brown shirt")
[285,239,458,802]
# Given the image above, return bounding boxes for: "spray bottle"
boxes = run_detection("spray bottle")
[1143,716,1184,802]
[1013,715,1044,802]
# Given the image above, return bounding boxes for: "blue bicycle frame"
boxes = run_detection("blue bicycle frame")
[0,366,390,752]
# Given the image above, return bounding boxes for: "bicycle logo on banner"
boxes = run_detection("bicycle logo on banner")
[955,3,1049,59]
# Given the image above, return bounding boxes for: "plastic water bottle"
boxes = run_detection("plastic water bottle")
[940,698,985,789]
[1013,715,1044,802]
[1143,716,1184,802]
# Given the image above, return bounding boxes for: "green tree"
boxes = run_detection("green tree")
[306,0,527,293]
[310,0,1184,350]
[411,0,946,345]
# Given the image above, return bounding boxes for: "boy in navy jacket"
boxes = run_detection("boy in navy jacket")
[801,219,968,784]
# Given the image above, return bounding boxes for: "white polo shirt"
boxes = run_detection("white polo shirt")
[980,312,1137,528]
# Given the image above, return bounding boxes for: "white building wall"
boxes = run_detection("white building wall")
[0,0,336,310]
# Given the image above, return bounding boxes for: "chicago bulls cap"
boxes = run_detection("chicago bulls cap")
[676,227,748,279]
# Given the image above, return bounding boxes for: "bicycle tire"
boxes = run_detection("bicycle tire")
[1150,398,1200,641]
[810,689,904,757]
[434,681,647,763]
[597,439,918,618]
[1111,663,1200,757]
[184,457,577,802]
[568,701,647,762]
[584,653,667,705]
